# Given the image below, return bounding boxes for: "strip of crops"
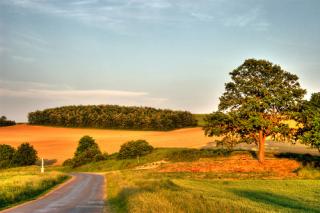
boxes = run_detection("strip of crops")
[28,105,197,130]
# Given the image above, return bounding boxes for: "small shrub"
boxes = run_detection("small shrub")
[118,140,153,159]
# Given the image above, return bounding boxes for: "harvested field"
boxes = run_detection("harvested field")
[0,124,318,164]
[0,125,210,164]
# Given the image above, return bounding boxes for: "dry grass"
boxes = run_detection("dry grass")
[159,154,300,178]
[0,125,212,164]
[105,170,320,213]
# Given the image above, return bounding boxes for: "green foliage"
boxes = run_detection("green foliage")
[28,105,197,131]
[295,92,320,151]
[75,135,100,157]
[167,148,231,162]
[204,59,306,159]
[12,143,38,166]
[0,144,16,168]
[63,135,107,168]
[118,140,154,159]
[0,116,16,127]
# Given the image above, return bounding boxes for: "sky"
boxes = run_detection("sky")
[0,0,320,122]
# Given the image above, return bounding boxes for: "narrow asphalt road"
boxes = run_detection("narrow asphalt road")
[3,173,105,213]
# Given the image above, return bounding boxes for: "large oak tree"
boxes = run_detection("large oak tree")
[204,59,306,162]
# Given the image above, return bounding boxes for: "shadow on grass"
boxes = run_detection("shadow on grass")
[231,189,320,213]
[107,179,182,212]
[275,153,320,168]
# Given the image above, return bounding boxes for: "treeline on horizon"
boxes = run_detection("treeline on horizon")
[0,116,16,127]
[28,105,197,131]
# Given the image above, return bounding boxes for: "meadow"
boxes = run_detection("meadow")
[66,148,320,212]
[105,170,320,213]
[0,166,68,210]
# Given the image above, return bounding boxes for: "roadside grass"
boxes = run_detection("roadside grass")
[105,170,320,213]
[0,166,69,210]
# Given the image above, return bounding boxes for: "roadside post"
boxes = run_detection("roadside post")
[41,158,44,173]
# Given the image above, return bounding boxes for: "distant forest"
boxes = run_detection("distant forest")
[28,105,197,131]
[0,116,16,127]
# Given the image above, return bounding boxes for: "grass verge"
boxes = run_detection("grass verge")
[105,170,320,213]
[0,166,69,210]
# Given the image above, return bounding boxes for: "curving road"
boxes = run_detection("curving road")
[2,173,105,213]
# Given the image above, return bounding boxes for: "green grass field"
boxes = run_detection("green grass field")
[66,148,320,213]
[0,166,69,210]
[106,170,320,213]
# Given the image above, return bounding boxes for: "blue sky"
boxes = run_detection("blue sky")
[0,0,320,121]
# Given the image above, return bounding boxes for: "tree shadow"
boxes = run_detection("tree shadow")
[230,189,320,213]
[275,152,320,168]
[107,179,182,212]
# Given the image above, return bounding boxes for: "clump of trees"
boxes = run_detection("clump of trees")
[28,105,197,131]
[118,140,154,159]
[0,116,16,127]
[0,143,38,168]
[204,59,306,163]
[295,92,320,151]
[63,136,107,168]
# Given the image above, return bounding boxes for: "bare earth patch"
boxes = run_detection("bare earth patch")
[158,154,300,178]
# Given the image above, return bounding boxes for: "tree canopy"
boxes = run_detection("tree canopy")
[204,59,306,162]
[295,92,320,151]
[28,105,197,131]
[63,135,107,168]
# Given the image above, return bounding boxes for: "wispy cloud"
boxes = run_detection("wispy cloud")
[2,0,270,33]
[0,80,167,104]
[11,55,35,63]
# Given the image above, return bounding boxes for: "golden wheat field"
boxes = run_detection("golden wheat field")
[1,124,317,165]
[0,125,212,164]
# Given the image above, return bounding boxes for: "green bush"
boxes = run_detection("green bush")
[12,143,38,166]
[64,136,108,168]
[118,140,153,159]
[0,144,15,168]
[75,135,101,157]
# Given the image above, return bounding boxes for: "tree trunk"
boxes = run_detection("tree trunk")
[258,130,266,163]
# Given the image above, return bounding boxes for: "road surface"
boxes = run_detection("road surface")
[3,173,105,213]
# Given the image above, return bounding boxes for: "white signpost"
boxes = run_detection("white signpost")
[41,158,44,173]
